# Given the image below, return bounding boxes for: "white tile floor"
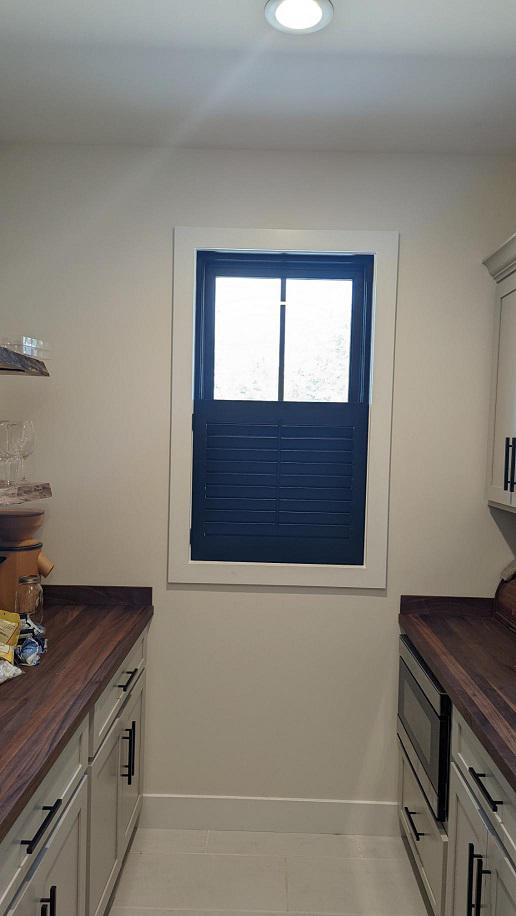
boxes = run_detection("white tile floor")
[111,828,428,916]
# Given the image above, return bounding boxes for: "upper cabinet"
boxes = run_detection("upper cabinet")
[484,234,516,512]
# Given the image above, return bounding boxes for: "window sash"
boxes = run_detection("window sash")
[194,251,374,406]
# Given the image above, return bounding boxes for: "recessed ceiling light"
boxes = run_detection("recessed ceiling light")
[265,0,334,34]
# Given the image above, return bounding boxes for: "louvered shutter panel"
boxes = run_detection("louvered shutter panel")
[191,400,368,565]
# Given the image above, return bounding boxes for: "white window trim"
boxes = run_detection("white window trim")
[169,226,399,588]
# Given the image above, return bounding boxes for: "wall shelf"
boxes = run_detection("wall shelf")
[0,483,52,506]
[0,346,49,377]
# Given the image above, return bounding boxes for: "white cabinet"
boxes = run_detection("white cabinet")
[0,717,88,915]
[447,711,516,916]
[87,719,123,916]
[399,742,448,915]
[484,235,516,511]
[488,831,516,916]
[446,763,489,916]
[6,777,88,916]
[2,626,149,916]
[118,672,145,855]
[87,669,146,916]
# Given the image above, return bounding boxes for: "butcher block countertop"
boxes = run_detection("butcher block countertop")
[400,591,516,793]
[0,585,153,843]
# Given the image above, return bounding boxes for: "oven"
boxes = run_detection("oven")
[397,634,451,822]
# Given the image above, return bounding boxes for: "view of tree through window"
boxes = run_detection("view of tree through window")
[213,276,352,402]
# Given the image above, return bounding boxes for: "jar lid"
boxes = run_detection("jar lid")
[18,575,41,584]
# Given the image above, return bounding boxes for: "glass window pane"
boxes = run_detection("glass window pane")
[214,277,281,400]
[283,279,353,402]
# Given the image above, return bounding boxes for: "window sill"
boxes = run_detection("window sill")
[168,558,387,589]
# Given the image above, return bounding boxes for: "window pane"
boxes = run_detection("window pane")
[214,277,281,400]
[283,279,353,402]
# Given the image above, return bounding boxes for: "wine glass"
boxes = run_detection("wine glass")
[0,421,10,484]
[8,421,35,481]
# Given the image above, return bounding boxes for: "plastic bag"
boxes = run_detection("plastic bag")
[0,659,23,684]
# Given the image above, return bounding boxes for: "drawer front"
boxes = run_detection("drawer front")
[4,777,88,916]
[399,740,448,916]
[89,629,147,758]
[452,711,516,861]
[0,716,88,914]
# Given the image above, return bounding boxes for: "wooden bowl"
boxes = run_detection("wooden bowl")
[0,509,45,543]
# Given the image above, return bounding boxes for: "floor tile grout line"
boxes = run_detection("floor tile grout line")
[284,855,290,913]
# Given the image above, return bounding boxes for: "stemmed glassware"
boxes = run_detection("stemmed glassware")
[0,420,35,485]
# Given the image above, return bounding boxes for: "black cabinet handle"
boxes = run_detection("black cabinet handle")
[40,885,57,916]
[511,437,516,493]
[467,843,477,916]
[504,437,511,491]
[130,720,136,778]
[468,767,503,812]
[117,668,138,693]
[475,855,491,914]
[21,799,62,854]
[122,727,134,785]
[403,807,426,842]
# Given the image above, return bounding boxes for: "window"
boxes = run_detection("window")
[190,251,373,565]
[169,226,398,588]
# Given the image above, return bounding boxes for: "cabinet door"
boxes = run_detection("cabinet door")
[488,282,516,508]
[87,718,124,916]
[487,831,516,916]
[118,672,145,857]
[6,778,88,916]
[446,764,489,916]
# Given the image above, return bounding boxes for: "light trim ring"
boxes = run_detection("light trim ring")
[265,0,334,34]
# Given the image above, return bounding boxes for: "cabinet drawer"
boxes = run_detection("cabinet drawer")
[89,629,147,758]
[452,711,516,861]
[5,777,88,916]
[0,716,88,915]
[399,740,448,916]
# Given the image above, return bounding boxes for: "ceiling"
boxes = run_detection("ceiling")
[0,0,515,151]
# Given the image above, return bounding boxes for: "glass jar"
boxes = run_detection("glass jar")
[15,574,44,626]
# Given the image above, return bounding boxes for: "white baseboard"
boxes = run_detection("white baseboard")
[141,794,398,836]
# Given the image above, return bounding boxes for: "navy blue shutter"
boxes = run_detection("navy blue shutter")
[190,252,373,566]
[191,401,368,565]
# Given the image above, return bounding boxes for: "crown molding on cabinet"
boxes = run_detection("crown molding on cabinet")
[483,232,516,281]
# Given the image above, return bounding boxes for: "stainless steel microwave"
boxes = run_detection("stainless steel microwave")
[397,634,451,822]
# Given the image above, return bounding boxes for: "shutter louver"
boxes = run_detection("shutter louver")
[191,401,368,565]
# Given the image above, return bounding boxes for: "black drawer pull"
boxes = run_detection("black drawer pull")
[511,437,516,494]
[40,885,57,916]
[475,855,491,914]
[467,843,476,916]
[404,806,426,842]
[117,668,138,693]
[21,799,62,854]
[130,720,136,778]
[504,437,511,491]
[468,767,503,812]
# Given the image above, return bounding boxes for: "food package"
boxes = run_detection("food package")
[15,637,42,667]
[0,609,21,664]
[0,659,22,683]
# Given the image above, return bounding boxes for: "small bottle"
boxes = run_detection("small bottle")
[15,574,44,627]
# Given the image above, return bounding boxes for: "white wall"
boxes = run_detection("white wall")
[2,146,516,817]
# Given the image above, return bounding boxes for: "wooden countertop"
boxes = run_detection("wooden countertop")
[400,595,516,792]
[0,585,153,843]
